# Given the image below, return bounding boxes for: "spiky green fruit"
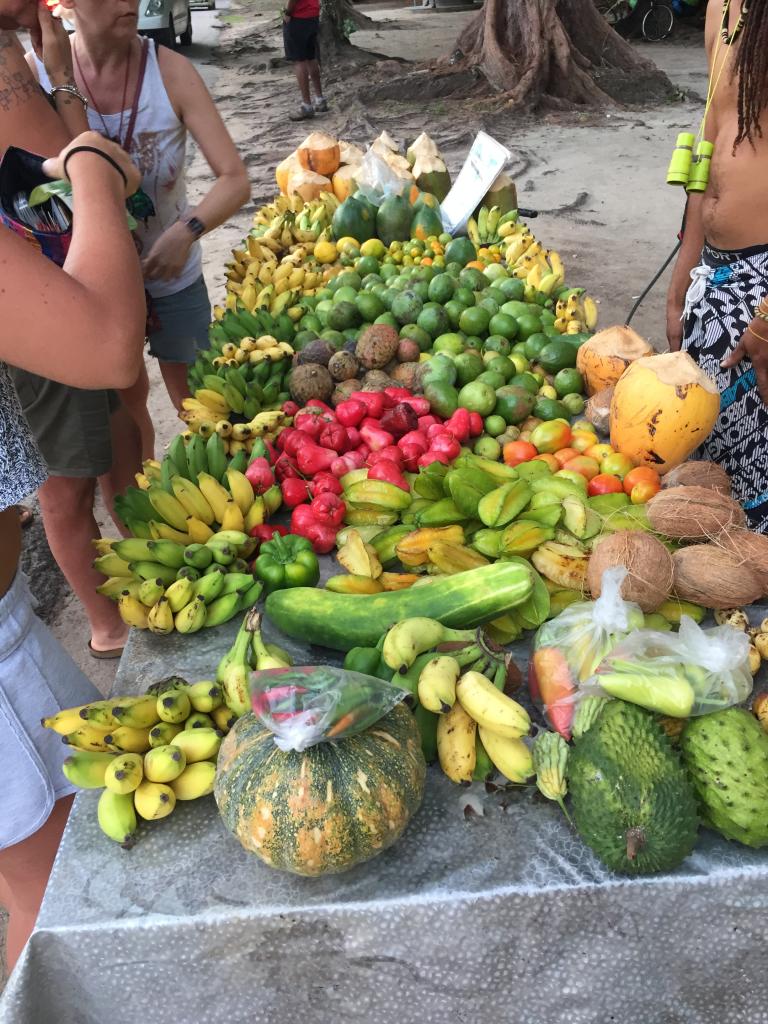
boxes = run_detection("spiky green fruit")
[681,708,768,849]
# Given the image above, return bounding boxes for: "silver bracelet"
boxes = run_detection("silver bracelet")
[50,84,89,111]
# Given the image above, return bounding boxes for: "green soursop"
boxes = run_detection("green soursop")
[680,708,768,848]
[568,700,699,875]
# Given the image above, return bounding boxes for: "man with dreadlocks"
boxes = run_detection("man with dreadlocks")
[666,0,768,533]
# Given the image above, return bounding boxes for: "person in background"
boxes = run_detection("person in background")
[2,11,142,660]
[666,0,768,532]
[0,5,145,978]
[283,0,328,121]
[28,0,252,419]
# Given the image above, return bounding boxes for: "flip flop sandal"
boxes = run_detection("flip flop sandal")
[88,641,125,661]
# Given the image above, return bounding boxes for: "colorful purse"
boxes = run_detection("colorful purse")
[0,146,72,267]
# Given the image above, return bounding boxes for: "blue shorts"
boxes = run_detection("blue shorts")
[148,275,211,364]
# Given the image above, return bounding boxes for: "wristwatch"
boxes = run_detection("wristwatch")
[182,215,206,240]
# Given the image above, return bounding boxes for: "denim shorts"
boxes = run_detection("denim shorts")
[0,573,101,850]
[148,275,211,364]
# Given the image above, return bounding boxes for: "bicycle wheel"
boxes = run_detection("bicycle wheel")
[642,3,674,40]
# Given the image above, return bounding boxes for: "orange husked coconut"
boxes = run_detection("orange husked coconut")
[276,152,300,195]
[297,132,341,177]
[287,169,331,203]
[576,325,653,396]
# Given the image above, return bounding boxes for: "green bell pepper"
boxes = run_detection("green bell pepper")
[254,533,320,594]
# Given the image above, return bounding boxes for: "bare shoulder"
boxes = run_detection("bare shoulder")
[155,43,209,109]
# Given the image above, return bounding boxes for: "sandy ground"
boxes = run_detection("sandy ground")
[3,0,707,987]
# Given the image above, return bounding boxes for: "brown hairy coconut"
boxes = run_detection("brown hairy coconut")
[672,545,763,609]
[587,531,673,612]
[715,529,768,593]
[355,325,400,370]
[661,461,732,496]
[646,486,746,540]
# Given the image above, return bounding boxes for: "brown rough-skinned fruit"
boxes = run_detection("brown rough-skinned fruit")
[332,379,361,406]
[362,369,393,392]
[391,362,422,390]
[397,339,420,363]
[289,364,334,405]
[295,340,335,367]
[355,325,400,370]
[328,351,360,382]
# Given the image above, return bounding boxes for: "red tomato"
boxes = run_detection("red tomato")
[623,466,661,496]
[630,480,661,504]
[502,440,538,466]
[563,455,601,481]
[588,473,624,497]
[533,453,559,472]
[553,447,580,468]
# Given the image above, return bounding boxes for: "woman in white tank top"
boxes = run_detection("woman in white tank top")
[28,0,250,418]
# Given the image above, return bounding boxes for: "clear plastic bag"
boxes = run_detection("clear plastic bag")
[354,147,408,206]
[529,568,644,738]
[249,665,410,752]
[584,615,753,718]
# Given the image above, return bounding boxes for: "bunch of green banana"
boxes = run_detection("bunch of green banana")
[45,680,231,846]
[466,206,519,246]
[94,530,264,634]
[115,430,283,544]
[216,608,293,718]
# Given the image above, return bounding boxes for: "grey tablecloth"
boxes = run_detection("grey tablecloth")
[3,616,768,1024]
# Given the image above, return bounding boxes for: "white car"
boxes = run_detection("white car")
[138,0,194,48]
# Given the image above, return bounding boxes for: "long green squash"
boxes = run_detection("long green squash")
[264,561,534,651]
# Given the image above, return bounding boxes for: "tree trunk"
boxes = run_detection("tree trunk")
[319,0,379,60]
[362,0,674,109]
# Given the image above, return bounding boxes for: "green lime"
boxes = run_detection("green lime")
[483,264,508,283]
[509,372,540,396]
[336,271,362,291]
[424,381,459,418]
[486,355,515,381]
[553,367,584,397]
[459,267,487,291]
[484,414,508,437]
[485,287,508,306]
[538,341,577,374]
[326,301,362,332]
[562,393,586,415]
[474,436,502,460]
[498,278,525,301]
[533,397,569,421]
[417,304,451,339]
[391,290,424,326]
[445,262,463,278]
[539,308,556,326]
[523,333,549,361]
[493,385,536,425]
[333,286,359,305]
[400,324,432,352]
[459,306,491,337]
[320,329,345,347]
[483,335,511,357]
[355,292,386,323]
[412,281,430,302]
[458,380,497,416]
[293,330,317,351]
[415,265,436,282]
[488,313,519,340]
[427,273,456,304]
[374,312,398,328]
[479,296,500,318]
[356,256,380,277]
[464,336,483,352]
[476,370,506,390]
[500,300,529,319]
[443,300,467,329]
[315,287,333,302]
[298,313,322,334]
[515,315,543,341]
[454,351,486,387]
[362,274,383,290]
[380,264,398,281]
[454,286,476,308]
[433,332,465,356]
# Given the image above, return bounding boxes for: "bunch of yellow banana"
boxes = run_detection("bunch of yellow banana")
[507,235,567,296]
[553,290,599,334]
[435,670,534,786]
[180,399,285,439]
[252,192,304,226]
[466,206,519,246]
[93,527,267,634]
[209,335,294,370]
[43,680,233,847]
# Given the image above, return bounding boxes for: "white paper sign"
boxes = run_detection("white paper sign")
[441,131,512,236]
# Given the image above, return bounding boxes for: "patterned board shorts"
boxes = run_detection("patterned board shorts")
[682,242,768,533]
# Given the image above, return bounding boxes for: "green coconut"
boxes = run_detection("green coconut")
[412,152,451,203]
[475,171,518,218]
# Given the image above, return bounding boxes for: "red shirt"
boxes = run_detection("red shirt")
[290,0,319,17]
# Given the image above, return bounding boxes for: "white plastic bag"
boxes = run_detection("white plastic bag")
[529,568,644,737]
[586,616,753,718]
[354,147,407,206]
[249,665,410,752]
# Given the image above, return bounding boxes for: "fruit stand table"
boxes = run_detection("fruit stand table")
[2,618,768,1024]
